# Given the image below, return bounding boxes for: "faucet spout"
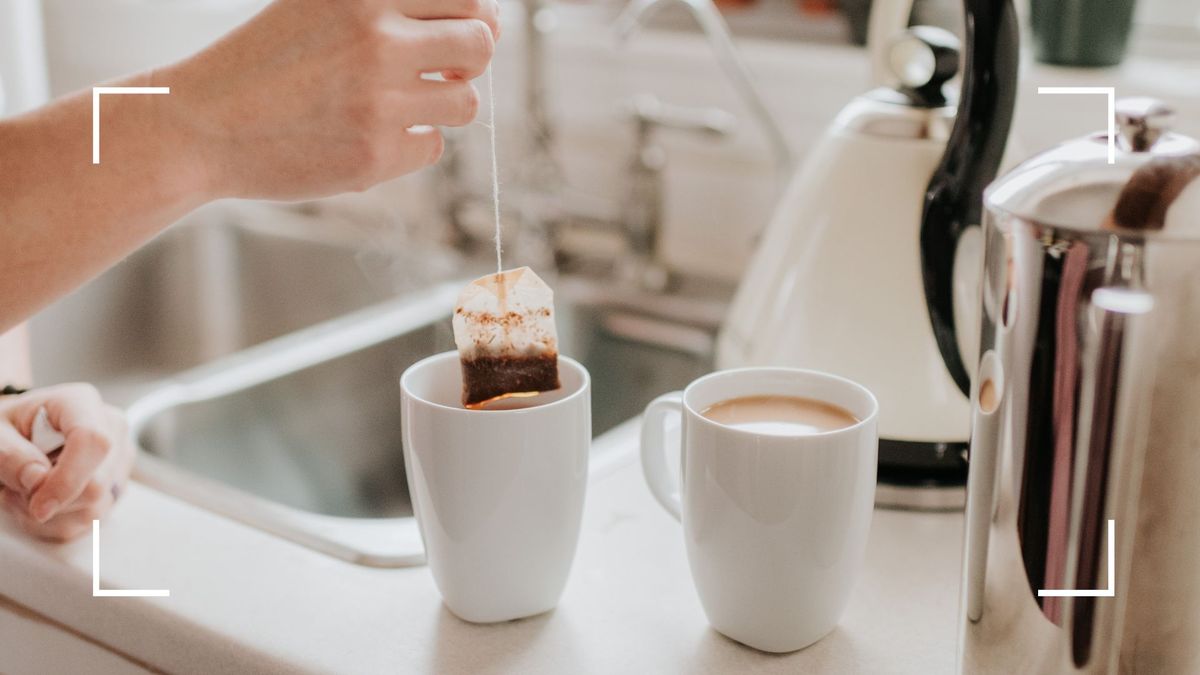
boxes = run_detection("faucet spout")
[613,0,794,179]
[613,0,670,42]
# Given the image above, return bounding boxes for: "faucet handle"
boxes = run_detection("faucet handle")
[627,95,736,138]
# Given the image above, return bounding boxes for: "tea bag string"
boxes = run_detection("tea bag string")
[486,66,502,275]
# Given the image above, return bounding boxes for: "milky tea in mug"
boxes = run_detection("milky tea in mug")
[641,368,878,653]
[700,395,859,436]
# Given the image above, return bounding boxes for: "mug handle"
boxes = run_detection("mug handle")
[640,391,684,521]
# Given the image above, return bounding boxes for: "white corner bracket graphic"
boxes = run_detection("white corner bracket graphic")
[1037,86,1116,164]
[93,520,170,598]
[1038,519,1116,598]
[91,86,171,165]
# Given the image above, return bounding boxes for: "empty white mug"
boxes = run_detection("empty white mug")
[401,351,591,623]
[641,367,878,652]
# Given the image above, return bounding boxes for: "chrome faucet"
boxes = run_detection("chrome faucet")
[613,0,794,180]
[521,0,557,180]
[435,0,774,289]
[437,0,562,263]
[621,95,734,289]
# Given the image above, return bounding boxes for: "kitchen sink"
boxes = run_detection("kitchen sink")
[127,279,722,566]
[57,208,731,566]
[30,204,412,405]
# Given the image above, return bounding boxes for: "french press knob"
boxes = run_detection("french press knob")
[1115,97,1175,153]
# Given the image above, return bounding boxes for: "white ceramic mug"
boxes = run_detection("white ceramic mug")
[400,351,591,623]
[641,367,878,653]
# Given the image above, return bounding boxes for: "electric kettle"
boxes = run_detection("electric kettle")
[716,0,1018,509]
[958,98,1200,673]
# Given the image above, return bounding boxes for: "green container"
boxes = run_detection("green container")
[1031,0,1137,67]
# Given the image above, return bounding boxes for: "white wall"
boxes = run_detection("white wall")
[0,0,49,114]
[39,0,269,95]
[1138,0,1200,30]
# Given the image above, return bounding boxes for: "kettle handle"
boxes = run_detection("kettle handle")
[919,0,1020,395]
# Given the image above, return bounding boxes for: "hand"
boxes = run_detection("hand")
[0,385,133,542]
[163,0,501,201]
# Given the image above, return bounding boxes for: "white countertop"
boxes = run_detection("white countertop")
[0,423,964,674]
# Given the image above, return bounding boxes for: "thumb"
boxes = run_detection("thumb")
[0,424,53,497]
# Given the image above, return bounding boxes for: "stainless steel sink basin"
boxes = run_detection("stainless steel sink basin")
[30,203,728,566]
[31,204,408,405]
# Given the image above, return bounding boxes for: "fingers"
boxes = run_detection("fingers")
[393,125,446,175]
[401,19,495,81]
[0,386,131,542]
[401,81,480,128]
[350,122,446,188]
[60,479,117,516]
[29,431,111,523]
[28,386,117,523]
[2,489,98,542]
[399,0,501,41]
[0,424,52,497]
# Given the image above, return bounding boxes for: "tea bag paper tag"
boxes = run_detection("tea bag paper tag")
[453,267,557,359]
[31,407,65,454]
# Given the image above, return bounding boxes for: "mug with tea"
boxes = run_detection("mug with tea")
[641,367,878,652]
[400,351,591,623]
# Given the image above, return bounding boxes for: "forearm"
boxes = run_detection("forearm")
[0,70,212,333]
[0,0,498,334]
[0,325,32,388]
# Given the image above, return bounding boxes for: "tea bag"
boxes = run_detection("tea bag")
[453,267,561,408]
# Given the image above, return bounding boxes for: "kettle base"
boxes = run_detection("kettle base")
[875,438,968,511]
[875,482,965,511]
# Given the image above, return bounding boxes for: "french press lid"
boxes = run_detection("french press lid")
[985,98,1200,234]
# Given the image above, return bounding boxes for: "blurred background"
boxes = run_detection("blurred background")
[2,6,1200,667]
[4,0,1198,288]
[0,0,1198,555]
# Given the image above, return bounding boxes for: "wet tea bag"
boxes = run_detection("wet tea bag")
[453,267,561,408]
